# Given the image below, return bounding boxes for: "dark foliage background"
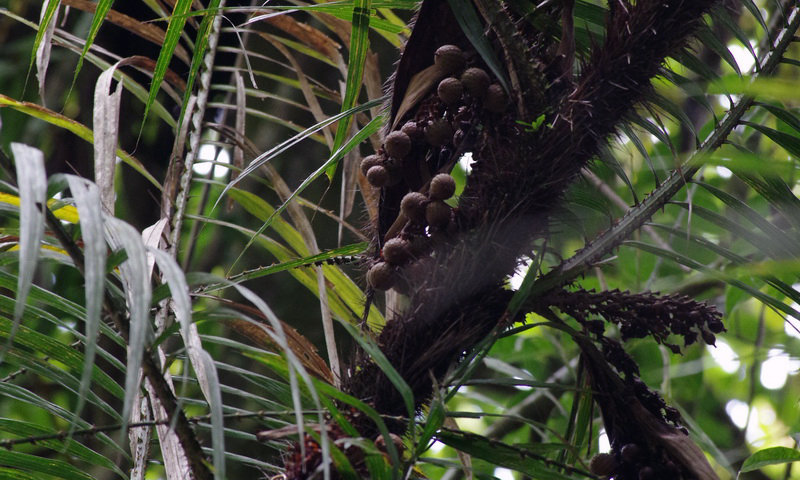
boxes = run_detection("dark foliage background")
[0,1,799,479]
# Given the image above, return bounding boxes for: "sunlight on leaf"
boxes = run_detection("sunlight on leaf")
[740,446,800,473]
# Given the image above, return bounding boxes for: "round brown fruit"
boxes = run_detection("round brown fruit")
[382,237,412,265]
[360,154,383,175]
[429,173,456,200]
[589,453,618,476]
[434,44,466,75]
[384,131,412,158]
[461,67,491,98]
[367,262,395,290]
[425,200,452,229]
[484,83,508,113]
[401,121,423,141]
[400,192,427,222]
[366,165,389,187]
[437,77,464,106]
[424,119,454,147]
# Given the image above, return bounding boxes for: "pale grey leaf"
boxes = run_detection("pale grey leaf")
[8,143,47,361]
[197,348,226,480]
[136,246,226,479]
[104,216,153,431]
[36,3,58,106]
[65,175,106,429]
[142,218,168,277]
[93,64,124,215]
[146,247,210,397]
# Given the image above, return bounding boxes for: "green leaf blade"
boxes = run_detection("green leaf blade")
[144,0,193,126]
[740,446,800,473]
[327,1,372,179]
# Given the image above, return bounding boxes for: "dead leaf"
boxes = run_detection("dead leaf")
[392,64,446,130]
[222,299,334,384]
[61,0,191,64]
[36,4,58,106]
[258,11,342,65]
[93,62,124,215]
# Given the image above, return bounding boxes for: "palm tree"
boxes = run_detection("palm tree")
[1,0,799,479]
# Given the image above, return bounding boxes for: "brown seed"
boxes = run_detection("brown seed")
[429,173,456,200]
[461,67,491,98]
[484,83,508,112]
[401,192,428,222]
[382,237,412,265]
[434,44,465,75]
[437,77,464,106]
[424,119,454,147]
[366,165,389,187]
[425,200,451,229]
[589,453,618,476]
[401,121,423,141]
[384,131,412,158]
[367,262,395,290]
[360,154,383,175]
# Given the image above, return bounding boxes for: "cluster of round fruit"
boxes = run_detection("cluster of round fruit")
[366,173,457,291]
[359,125,416,188]
[433,44,508,113]
[360,44,508,190]
[360,117,461,189]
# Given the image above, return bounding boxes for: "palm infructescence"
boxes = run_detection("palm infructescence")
[0,1,799,479]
